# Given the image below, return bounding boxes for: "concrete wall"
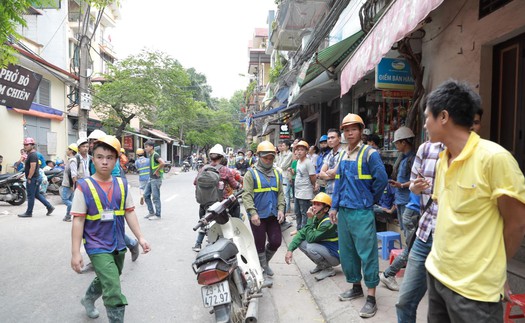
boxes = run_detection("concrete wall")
[420,0,525,139]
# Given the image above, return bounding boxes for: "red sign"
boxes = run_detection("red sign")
[382,90,414,99]
[123,135,133,150]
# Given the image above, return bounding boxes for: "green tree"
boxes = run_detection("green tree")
[92,50,192,137]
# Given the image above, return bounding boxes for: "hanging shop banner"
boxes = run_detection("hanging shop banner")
[123,135,133,150]
[0,64,42,110]
[382,90,414,99]
[375,58,415,91]
[291,116,303,133]
[279,124,290,139]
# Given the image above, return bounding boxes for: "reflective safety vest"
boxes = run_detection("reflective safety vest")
[77,176,127,255]
[135,156,150,181]
[315,215,339,258]
[150,152,163,178]
[316,217,338,242]
[250,168,281,219]
[335,144,372,180]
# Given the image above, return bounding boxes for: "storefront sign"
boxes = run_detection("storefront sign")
[279,124,290,139]
[0,64,42,110]
[123,135,133,150]
[375,58,415,91]
[382,90,414,99]
[291,116,303,133]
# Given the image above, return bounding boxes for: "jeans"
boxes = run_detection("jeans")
[25,177,51,215]
[60,186,74,216]
[144,178,162,217]
[294,198,311,230]
[396,204,406,232]
[139,180,148,194]
[384,208,419,278]
[124,234,136,248]
[283,179,292,213]
[298,241,340,267]
[396,235,433,323]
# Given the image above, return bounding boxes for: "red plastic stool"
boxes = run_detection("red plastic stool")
[505,294,525,323]
[389,249,405,278]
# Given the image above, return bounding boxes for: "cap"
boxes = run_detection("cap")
[319,135,328,142]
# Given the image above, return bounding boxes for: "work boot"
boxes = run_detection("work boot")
[130,240,140,262]
[339,284,364,301]
[258,253,273,288]
[264,245,277,277]
[380,273,399,291]
[315,267,336,281]
[106,306,125,323]
[81,281,102,319]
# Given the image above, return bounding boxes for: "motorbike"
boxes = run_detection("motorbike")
[164,161,172,173]
[126,159,138,174]
[182,161,191,172]
[0,172,27,205]
[196,159,205,171]
[192,191,265,323]
[44,169,63,195]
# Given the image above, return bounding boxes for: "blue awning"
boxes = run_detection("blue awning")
[7,102,64,120]
[240,104,287,123]
[275,87,289,104]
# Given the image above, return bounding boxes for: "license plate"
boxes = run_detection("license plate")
[201,280,231,308]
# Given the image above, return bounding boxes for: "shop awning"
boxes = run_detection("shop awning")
[240,104,288,122]
[301,30,365,87]
[340,0,444,96]
[7,102,64,121]
[123,130,155,141]
[144,128,176,143]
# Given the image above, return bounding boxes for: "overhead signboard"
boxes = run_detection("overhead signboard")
[0,64,42,110]
[375,58,415,91]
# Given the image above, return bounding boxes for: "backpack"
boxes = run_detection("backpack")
[195,165,223,206]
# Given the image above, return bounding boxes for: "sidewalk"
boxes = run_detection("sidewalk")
[278,217,428,323]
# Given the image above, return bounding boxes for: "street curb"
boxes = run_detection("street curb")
[281,226,364,323]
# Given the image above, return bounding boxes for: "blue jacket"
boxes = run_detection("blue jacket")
[249,168,281,219]
[332,145,388,210]
[135,156,150,182]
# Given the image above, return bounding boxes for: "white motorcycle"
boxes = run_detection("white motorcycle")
[192,191,266,323]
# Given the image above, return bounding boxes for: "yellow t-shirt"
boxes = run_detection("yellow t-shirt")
[426,132,525,302]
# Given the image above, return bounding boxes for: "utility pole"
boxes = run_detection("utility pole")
[78,32,91,139]
[179,125,183,166]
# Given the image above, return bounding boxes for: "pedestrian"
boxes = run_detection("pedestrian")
[62,143,78,222]
[395,140,443,323]
[308,145,319,167]
[143,140,165,220]
[218,154,242,217]
[134,148,149,206]
[242,141,285,287]
[70,135,151,322]
[330,113,388,318]
[423,80,525,322]
[285,192,339,281]
[389,126,415,234]
[119,148,128,173]
[291,140,317,234]
[245,149,257,167]
[315,135,330,175]
[71,137,91,185]
[373,164,396,224]
[235,151,248,176]
[367,134,381,150]
[275,139,293,230]
[318,129,345,198]
[18,137,55,218]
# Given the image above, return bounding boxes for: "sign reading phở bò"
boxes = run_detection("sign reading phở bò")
[0,64,43,110]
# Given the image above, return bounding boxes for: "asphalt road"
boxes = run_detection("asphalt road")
[0,170,322,323]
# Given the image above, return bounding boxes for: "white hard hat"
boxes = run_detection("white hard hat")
[88,129,107,140]
[363,128,372,135]
[77,137,88,146]
[209,144,225,157]
[393,126,415,143]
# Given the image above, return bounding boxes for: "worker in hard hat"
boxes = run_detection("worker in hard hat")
[389,126,416,235]
[70,135,151,322]
[329,113,388,318]
[61,143,78,222]
[242,141,285,287]
[134,148,149,206]
[119,148,129,174]
[285,192,339,281]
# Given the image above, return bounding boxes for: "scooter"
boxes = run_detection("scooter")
[44,169,63,195]
[192,191,265,323]
[164,161,172,173]
[182,161,191,172]
[0,172,27,205]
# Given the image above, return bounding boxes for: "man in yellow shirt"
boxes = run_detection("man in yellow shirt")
[423,80,525,322]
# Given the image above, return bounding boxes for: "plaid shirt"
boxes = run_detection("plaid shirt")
[412,141,444,242]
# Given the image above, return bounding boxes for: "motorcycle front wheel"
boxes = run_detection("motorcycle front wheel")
[7,186,27,206]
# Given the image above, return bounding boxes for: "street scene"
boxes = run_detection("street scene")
[2,0,525,323]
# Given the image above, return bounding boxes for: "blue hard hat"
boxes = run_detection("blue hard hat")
[319,135,328,142]
[55,158,64,165]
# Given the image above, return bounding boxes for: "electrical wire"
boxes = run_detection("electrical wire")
[41,13,68,53]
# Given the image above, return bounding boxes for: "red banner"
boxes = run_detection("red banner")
[123,135,133,150]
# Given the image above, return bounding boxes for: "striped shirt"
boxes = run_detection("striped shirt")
[412,141,444,242]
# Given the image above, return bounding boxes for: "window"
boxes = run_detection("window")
[479,0,514,19]
[34,78,51,106]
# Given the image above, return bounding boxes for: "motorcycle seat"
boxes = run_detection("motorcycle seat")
[44,169,62,175]
[0,174,12,180]
[194,238,238,266]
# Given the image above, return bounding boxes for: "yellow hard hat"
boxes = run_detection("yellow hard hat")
[311,192,332,207]
[294,140,309,150]
[94,135,121,156]
[340,113,365,130]
[120,148,126,153]
[68,143,78,153]
[136,148,145,155]
[256,141,276,155]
